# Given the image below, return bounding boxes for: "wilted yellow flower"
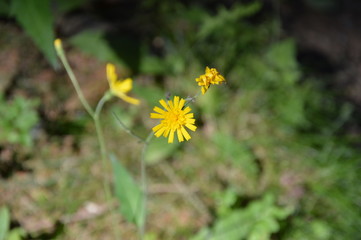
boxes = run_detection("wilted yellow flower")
[150,96,197,143]
[195,66,226,94]
[106,63,140,105]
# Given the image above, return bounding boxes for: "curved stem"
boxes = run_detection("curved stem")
[95,92,111,117]
[56,41,120,240]
[55,44,94,117]
[112,112,145,143]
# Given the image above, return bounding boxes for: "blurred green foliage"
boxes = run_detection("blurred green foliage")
[149,2,360,239]
[192,194,292,240]
[1,0,360,239]
[0,94,39,147]
[0,206,26,240]
[10,0,58,68]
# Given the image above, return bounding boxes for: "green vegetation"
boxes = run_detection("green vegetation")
[0,0,360,239]
[0,94,39,147]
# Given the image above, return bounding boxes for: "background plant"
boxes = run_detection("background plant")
[0,94,38,147]
[0,0,360,239]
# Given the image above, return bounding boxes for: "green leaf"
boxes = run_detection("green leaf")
[11,0,58,68]
[110,154,145,228]
[0,206,10,240]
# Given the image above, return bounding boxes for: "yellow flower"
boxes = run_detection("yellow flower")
[106,63,140,105]
[195,66,226,94]
[150,96,197,143]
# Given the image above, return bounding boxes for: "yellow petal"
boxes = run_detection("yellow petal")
[153,106,166,114]
[185,113,194,119]
[186,123,197,131]
[116,92,140,105]
[181,127,191,141]
[111,78,133,94]
[173,96,179,108]
[163,127,170,137]
[152,124,163,132]
[168,130,175,143]
[177,128,184,142]
[168,99,174,109]
[183,107,191,114]
[179,98,185,109]
[186,118,195,124]
[118,78,133,93]
[159,99,170,111]
[150,113,164,119]
[106,63,117,84]
[153,125,165,137]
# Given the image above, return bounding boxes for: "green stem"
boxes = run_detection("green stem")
[139,132,154,240]
[55,42,121,240]
[94,98,121,240]
[112,111,152,239]
[95,92,111,117]
[55,44,94,117]
[112,112,145,143]
[184,91,201,107]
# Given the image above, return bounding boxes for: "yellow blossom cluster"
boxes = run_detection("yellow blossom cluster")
[150,66,225,143]
[195,67,226,94]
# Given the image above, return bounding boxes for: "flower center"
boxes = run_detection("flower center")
[166,110,185,129]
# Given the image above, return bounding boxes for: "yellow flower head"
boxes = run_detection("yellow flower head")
[195,66,226,94]
[150,96,197,143]
[106,63,140,105]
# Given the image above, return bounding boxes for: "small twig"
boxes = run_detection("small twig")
[112,112,145,143]
[184,92,201,108]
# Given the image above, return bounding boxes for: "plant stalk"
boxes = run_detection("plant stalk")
[55,39,121,240]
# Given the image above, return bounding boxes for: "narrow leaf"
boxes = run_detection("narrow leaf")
[0,206,10,240]
[110,154,145,228]
[11,0,58,68]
